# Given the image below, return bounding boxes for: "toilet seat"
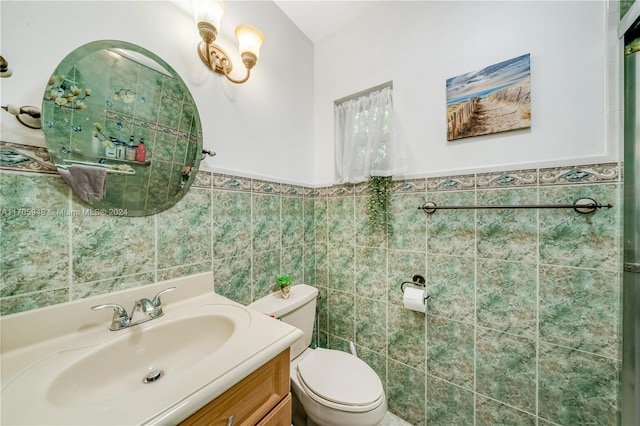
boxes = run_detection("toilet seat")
[296,348,384,413]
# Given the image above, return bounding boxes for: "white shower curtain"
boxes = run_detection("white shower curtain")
[334,86,405,183]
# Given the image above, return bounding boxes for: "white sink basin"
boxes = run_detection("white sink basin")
[1,272,303,425]
[48,311,239,407]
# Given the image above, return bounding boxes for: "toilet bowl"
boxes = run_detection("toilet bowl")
[247,284,387,426]
[291,348,387,426]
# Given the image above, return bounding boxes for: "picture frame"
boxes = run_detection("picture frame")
[446,53,531,141]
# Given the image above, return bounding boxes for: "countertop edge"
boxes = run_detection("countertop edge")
[146,327,303,425]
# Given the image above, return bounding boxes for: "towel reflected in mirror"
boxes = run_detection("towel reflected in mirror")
[57,164,107,203]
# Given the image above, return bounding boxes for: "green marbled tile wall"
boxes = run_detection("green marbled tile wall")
[388,358,426,425]
[476,395,536,426]
[327,195,355,246]
[539,343,619,424]
[312,163,622,425]
[282,193,307,288]
[476,328,537,413]
[427,376,474,425]
[0,161,623,426]
[251,192,281,253]
[213,254,251,304]
[252,249,281,299]
[71,205,155,284]
[389,193,426,251]
[157,188,212,270]
[282,196,304,248]
[355,296,387,354]
[426,190,476,257]
[0,174,70,314]
[356,195,386,249]
[211,190,252,259]
[476,258,537,337]
[426,315,474,389]
[477,187,538,263]
[540,186,619,271]
[0,169,311,317]
[389,303,425,368]
[356,246,387,300]
[427,254,474,322]
[326,287,355,343]
[357,345,387,392]
[539,265,618,358]
[327,243,355,293]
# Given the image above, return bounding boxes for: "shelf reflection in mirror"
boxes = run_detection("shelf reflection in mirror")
[42,40,203,216]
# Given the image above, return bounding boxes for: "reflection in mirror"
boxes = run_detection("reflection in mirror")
[42,40,203,216]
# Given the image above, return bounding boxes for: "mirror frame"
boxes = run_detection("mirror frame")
[42,40,203,216]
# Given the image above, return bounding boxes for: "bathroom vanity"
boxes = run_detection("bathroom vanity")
[0,273,302,425]
[180,348,291,425]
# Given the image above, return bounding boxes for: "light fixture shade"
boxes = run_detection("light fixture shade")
[191,0,226,31]
[235,24,264,59]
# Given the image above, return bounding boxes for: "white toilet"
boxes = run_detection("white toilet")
[248,284,387,426]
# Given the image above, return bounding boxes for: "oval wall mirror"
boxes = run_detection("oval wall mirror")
[41,40,203,216]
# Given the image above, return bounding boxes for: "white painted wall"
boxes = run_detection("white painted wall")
[0,1,615,187]
[313,1,613,185]
[0,0,315,185]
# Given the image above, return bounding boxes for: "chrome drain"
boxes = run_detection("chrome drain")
[143,369,164,384]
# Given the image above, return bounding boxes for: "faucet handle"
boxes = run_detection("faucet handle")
[151,287,176,317]
[152,287,176,306]
[91,303,130,330]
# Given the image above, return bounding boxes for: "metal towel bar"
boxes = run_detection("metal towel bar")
[56,159,136,175]
[419,197,612,215]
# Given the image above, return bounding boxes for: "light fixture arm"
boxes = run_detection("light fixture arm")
[220,56,250,84]
[198,41,251,84]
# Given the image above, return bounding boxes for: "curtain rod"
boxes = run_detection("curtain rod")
[419,198,612,215]
[334,81,393,105]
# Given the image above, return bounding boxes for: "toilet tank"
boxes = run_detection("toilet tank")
[247,284,319,359]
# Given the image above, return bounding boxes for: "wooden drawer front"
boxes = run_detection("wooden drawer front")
[180,348,290,426]
[256,393,291,426]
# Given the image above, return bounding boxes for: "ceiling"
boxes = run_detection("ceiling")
[272,1,381,43]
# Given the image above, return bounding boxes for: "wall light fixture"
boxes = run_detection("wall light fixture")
[192,0,264,84]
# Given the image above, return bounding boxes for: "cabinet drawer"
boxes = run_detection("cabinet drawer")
[180,348,290,426]
[256,393,291,426]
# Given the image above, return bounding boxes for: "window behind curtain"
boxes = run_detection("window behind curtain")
[334,84,404,183]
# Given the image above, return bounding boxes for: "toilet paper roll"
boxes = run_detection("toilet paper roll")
[403,287,426,313]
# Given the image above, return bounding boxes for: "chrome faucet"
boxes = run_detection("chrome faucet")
[92,287,176,331]
[130,297,155,319]
[91,303,130,331]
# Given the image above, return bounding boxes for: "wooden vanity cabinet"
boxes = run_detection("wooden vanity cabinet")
[180,348,291,426]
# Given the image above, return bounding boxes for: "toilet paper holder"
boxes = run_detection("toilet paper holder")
[400,274,430,301]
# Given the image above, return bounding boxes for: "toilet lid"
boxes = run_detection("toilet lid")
[296,348,384,407]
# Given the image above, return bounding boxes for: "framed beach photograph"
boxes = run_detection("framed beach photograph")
[446,53,531,141]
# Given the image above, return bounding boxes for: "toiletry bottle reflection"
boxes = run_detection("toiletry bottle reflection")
[115,145,126,159]
[126,136,137,161]
[135,138,146,162]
